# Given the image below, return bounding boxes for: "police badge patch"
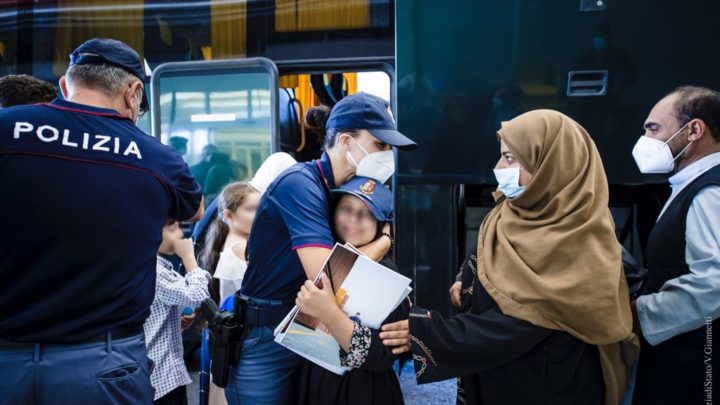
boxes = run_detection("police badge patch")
[360,179,376,195]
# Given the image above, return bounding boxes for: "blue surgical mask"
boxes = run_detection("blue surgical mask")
[493,167,526,198]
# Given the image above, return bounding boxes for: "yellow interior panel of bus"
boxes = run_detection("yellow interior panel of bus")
[275,0,369,32]
[211,0,248,59]
[282,72,358,115]
[52,0,144,76]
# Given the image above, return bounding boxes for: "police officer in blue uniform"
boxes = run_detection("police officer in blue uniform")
[0,38,204,404]
[224,93,416,404]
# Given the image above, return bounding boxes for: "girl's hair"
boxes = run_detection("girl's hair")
[199,182,258,301]
[304,104,360,149]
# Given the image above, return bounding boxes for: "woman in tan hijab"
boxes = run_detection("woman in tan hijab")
[380,110,639,405]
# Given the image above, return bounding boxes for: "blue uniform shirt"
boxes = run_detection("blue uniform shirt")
[240,152,336,301]
[0,99,202,343]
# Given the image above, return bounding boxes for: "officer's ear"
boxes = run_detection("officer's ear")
[336,132,354,151]
[124,81,142,110]
[59,76,69,99]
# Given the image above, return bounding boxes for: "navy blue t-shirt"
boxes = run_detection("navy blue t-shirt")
[0,99,202,343]
[240,153,335,302]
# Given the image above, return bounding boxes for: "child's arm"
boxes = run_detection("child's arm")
[156,238,210,307]
[296,274,407,370]
[357,223,392,261]
[155,268,210,308]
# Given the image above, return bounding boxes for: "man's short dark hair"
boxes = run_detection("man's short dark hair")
[668,86,720,142]
[0,74,57,108]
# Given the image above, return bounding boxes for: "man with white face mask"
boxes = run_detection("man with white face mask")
[631,86,720,404]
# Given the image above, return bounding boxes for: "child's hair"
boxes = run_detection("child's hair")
[164,218,178,227]
[199,182,258,301]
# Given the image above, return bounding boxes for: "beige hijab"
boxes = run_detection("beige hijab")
[477,110,639,405]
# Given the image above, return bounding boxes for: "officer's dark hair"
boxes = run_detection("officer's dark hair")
[669,86,720,142]
[305,104,360,149]
[0,74,57,108]
[66,63,140,101]
[199,182,259,303]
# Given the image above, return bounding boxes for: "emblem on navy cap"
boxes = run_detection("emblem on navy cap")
[360,179,376,195]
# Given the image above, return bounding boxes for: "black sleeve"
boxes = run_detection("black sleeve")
[459,255,478,313]
[456,254,476,283]
[359,297,412,373]
[408,306,551,384]
[162,149,203,221]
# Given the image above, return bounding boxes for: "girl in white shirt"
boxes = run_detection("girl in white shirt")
[200,182,260,306]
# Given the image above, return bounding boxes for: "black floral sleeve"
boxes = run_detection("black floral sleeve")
[340,321,372,368]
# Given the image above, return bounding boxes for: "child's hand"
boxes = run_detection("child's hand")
[296,273,340,324]
[181,312,196,331]
[173,238,198,270]
[173,238,195,260]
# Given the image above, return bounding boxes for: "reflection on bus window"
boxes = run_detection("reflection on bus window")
[157,71,273,204]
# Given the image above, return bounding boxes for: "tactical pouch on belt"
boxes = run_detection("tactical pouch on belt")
[200,297,249,388]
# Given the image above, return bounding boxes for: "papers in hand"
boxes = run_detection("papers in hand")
[274,243,412,375]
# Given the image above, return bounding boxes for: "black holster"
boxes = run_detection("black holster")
[200,297,249,388]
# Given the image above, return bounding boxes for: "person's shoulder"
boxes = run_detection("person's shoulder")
[696,182,720,195]
[269,161,320,191]
[230,239,248,258]
[0,103,51,119]
[131,132,188,169]
[277,160,315,179]
[690,183,720,209]
[141,134,179,155]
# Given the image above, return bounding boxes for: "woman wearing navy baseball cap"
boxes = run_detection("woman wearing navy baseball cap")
[225,93,416,404]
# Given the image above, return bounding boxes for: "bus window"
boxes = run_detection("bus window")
[151,58,278,205]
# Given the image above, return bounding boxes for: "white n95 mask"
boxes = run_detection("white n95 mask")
[632,123,691,174]
[346,139,395,183]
